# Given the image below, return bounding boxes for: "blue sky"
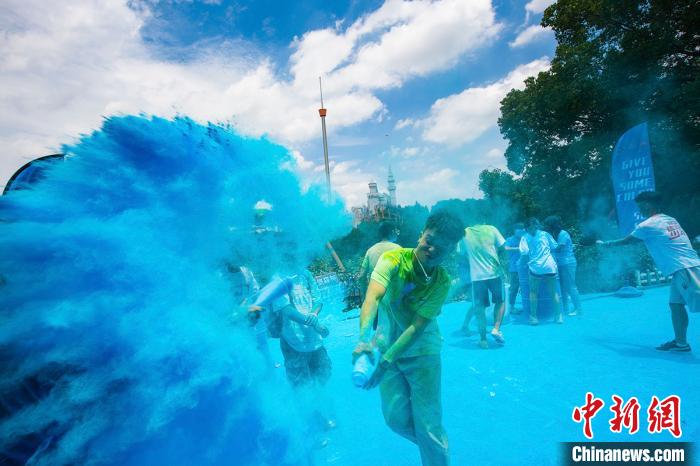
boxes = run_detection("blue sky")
[0,0,556,207]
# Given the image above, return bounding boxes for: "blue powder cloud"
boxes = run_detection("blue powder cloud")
[0,115,350,465]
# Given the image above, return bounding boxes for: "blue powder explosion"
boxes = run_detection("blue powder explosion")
[0,115,350,465]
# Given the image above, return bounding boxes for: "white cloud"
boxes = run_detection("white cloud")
[418,58,551,147]
[396,167,468,205]
[290,150,315,171]
[395,118,415,130]
[525,0,554,15]
[289,150,377,209]
[328,0,501,92]
[424,167,458,185]
[486,147,503,159]
[0,0,502,194]
[509,25,553,48]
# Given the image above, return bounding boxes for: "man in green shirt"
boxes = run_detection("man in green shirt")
[352,211,464,466]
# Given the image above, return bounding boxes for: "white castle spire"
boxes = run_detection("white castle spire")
[387,166,396,207]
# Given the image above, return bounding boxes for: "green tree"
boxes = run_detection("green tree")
[494,0,700,234]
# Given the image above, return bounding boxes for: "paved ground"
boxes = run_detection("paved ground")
[266,285,699,465]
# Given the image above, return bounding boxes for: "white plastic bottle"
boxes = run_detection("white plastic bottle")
[352,353,375,387]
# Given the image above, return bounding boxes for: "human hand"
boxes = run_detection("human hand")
[352,341,375,364]
[247,305,263,325]
[315,324,330,338]
[363,359,391,390]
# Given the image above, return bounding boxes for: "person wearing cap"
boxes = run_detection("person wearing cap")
[598,191,700,352]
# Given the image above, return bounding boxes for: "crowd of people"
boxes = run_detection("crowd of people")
[231,191,698,466]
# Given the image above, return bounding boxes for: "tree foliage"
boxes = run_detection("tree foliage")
[491,0,700,234]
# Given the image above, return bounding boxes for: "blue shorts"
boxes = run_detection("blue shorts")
[472,277,504,307]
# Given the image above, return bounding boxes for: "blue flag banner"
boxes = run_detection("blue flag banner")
[611,122,656,236]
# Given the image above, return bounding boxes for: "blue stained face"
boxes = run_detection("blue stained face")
[415,228,455,268]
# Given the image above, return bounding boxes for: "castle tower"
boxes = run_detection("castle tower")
[367,181,380,212]
[387,166,396,207]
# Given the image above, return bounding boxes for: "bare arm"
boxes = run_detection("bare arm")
[598,235,640,247]
[381,314,431,364]
[357,280,386,345]
[361,296,433,389]
[358,254,370,280]
[280,303,328,336]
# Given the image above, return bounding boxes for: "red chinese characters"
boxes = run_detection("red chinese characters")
[574,394,682,439]
[609,395,640,434]
[648,395,682,438]
[572,392,605,439]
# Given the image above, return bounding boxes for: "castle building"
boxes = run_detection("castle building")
[351,167,400,227]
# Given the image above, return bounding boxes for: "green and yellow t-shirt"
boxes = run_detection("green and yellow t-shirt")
[370,248,451,358]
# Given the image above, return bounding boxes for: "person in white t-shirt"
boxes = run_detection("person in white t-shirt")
[520,217,563,325]
[462,224,508,348]
[598,191,700,352]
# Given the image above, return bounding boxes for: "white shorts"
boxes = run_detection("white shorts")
[669,266,700,313]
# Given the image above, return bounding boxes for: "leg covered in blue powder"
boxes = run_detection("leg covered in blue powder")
[380,355,449,466]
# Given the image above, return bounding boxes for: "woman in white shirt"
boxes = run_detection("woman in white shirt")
[520,218,564,325]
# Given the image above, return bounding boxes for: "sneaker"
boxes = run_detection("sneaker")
[490,328,505,345]
[567,310,579,316]
[656,340,691,352]
[555,314,564,324]
[528,316,539,326]
[478,340,489,349]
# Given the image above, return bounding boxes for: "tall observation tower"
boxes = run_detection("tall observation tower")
[387,166,397,206]
[318,77,331,199]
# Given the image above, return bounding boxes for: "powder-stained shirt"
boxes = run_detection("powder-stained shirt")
[228,266,264,336]
[631,214,700,276]
[464,225,506,282]
[275,271,324,352]
[520,230,558,275]
[370,248,450,358]
[505,234,523,273]
[360,241,401,279]
[455,238,472,282]
[553,230,577,266]
[229,266,259,303]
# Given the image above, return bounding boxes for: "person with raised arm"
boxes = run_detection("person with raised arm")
[598,191,700,352]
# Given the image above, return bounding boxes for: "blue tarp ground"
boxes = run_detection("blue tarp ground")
[272,285,700,465]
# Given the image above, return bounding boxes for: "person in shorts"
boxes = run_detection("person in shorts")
[599,191,700,352]
[463,223,508,348]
